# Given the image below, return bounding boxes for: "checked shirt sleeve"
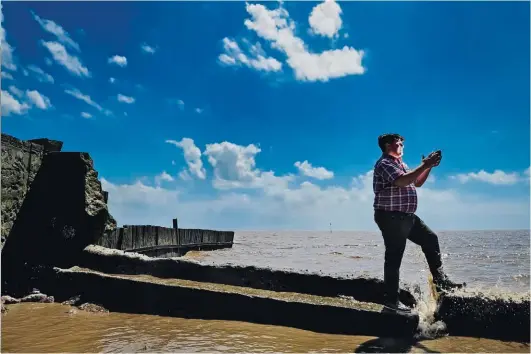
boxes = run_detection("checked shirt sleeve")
[377,160,405,184]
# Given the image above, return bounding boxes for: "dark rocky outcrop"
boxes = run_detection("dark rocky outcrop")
[1,134,116,247]
[1,136,117,296]
[1,134,48,245]
[435,291,530,342]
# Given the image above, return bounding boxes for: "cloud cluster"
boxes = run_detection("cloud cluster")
[450,169,526,185]
[218,0,364,82]
[117,94,135,104]
[308,0,343,38]
[2,85,52,116]
[219,37,282,72]
[100,136,530,230]
[166,138,207,180]
[32,13,90,78]
[108,55,128,67]
[64,88,112,116]
[294,160,334,180]
[26,65,55,83]
[1,2,16,72]
[141,43,156,54]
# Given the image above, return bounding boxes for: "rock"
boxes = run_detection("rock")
[78,303,108,313]
[61,295,82,306]
[1,134,47,245]
[1,295,20,304]
[21,293,54,303]
[2,139,117,294]
[66,309,78,315]
[1,304,7,314]
[27,138,63,153]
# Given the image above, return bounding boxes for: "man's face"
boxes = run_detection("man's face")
[388,139,404,158]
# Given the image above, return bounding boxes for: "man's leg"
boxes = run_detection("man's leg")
[408,215,465,291]
[374,211,415,307]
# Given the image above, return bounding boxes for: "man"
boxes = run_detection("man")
[373,133,464,312]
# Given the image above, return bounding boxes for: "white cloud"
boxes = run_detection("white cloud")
[81,112,92,119]
[25,90,52,110]
[177,100,185,109]
[204,141,260,186]
[219,37,282,72]
[195,108,203,114]
[117,94,135,104]
[1,71,13,80]
[202,141,293,191]
[1,90,29,116]
[294,160,334,180]
[41,41,90,77]
[8,85,24,98]
[109,77,116,83]
[26,65,54,83]
[32,12,79,51]
[308,0,343,38]
[0,2,16,71]
[241,3,365,82]
[141,43,156,54]
[100,166,530,231]
[64,88,111,115]
[155,171,174,186]
[108,55,127,67]
[451,169,522,185]
[166,138,207,180]
[45,58,53,66]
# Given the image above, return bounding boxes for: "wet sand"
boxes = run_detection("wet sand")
[2,303,529,353]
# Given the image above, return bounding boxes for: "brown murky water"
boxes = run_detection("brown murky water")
[2,303,529,353]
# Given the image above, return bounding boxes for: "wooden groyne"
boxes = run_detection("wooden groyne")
[96,219,234,257]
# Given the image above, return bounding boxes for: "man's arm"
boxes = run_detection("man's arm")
[394,163,432,187]
[379,159,433,187]
[414,168,432,187]
[379,153,439,188]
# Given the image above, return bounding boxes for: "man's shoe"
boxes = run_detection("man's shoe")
[383,300,411,313]
[434,276,466,293]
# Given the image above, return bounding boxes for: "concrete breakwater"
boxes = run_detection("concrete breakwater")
[26,266,420,338]
[96,221,234,257]
[81,245,418,307]
[436,291,530,342]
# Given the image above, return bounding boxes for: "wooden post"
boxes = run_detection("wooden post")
[172,218,178,229]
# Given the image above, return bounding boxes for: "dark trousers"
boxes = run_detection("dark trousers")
[374,209,444,303]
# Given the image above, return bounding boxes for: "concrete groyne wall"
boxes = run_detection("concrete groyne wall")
[96,220,234,257]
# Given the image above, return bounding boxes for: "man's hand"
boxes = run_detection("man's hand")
[422,151,442,168]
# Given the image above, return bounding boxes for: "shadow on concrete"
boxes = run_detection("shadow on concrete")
[2,153,108,297]
[354,337,441,353]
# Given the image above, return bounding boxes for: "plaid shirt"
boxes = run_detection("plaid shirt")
[373,154,418,213]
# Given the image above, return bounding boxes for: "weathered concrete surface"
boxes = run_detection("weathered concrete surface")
[435,291,530,342]
[79,245,418,307]
[1,134,116,247]
[1,152,116,296]
[1,134,47,245]
[29,266,420,338]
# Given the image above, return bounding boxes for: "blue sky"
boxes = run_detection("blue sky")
[2,1,529,231]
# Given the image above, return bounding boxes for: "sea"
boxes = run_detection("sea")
[192,229,531,295]
[2,229,530,353]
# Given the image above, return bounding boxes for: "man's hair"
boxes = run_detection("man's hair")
[378,133,404,152]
